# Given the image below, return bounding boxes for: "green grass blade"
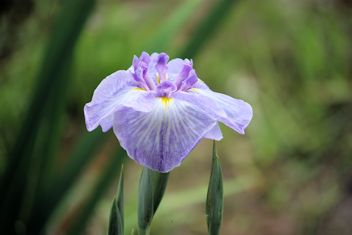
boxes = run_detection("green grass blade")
[138,168,155,234]
[143,0,202,52]
[27,130,105,233]
[125,175,257,231]
[1,0,96,191]
[138,168,169,234]
[109,198,122,235]
[46,130,106,203]
[67,149,125,235]
[0,0,96,233]
[206,141,224,235]
[181,0,239,58]
[32,55,74,206]
[17,56,74,229]
[117,167,125,232]
[109,166,125,235]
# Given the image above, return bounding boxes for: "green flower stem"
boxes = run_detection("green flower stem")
[206,141,224,235]
[108,166,125,235]
[138,167,169,234]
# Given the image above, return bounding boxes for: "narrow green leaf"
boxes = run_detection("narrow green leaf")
[117,166,125,231]
[48,130,106,201]
[1,0,96,193]
[67,149,125,235]
[21,56,74,224]
[206,141,224,235]
[0,0,96,233]
[15,57,72,227]
[181,0,239,59]
[27,130,106,234]
[109,198,121,235]
[144,0,202,51]
[151,171,169,215]
[138,168,169,234]
[109,166,125,235]
[138,168,154,234]
[125,176,257,231]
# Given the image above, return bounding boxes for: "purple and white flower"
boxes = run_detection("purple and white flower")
[84,52,253,172]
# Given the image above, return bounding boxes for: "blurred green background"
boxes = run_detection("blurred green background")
[1,0,352,234]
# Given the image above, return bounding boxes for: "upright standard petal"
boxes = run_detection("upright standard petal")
[113,98,217,172]
[167,58,187,75]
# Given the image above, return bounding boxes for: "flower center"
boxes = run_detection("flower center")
[160,97,173,107]
[132,52,199,97]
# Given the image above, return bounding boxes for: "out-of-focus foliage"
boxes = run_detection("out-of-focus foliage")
[0,0,351,234]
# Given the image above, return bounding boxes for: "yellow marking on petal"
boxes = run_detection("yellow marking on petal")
[160,97,173,107]
[134,87,146,91]
[156,74,168,84]
[190,88,200,92]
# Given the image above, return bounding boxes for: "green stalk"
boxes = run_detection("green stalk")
[138,168,169,234]
[206,141,224,235]
[67,150,125,235]
[108,165,125,235]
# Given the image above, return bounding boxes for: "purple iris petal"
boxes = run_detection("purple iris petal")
[84,70,155,132]
[84,51,253,172]
[174,90,253,134]
[156,80,177,97]
[132,52,156,90]
[203,124,223,141]
[84,89,155,132]
[156,53,169,81]
[175,62,192,89]
[139,51,151,64]
[90,70,133,102]
[192,79,210,90]
[167,58,185,74]
[179,70,198,91]
[198,90,252,134]
[113,99,217,172]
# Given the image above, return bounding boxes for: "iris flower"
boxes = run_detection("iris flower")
[84,52,252,172]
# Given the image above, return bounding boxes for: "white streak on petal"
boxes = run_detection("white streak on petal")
[113,98,217,172]
[173,89,253,134]
[91,70,134,103]
[84,89,155,132]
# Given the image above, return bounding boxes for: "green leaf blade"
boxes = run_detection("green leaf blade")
[109,168,125,235]
[67,149,125,235]
[206,141,224,235]
[138,168,169,234]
